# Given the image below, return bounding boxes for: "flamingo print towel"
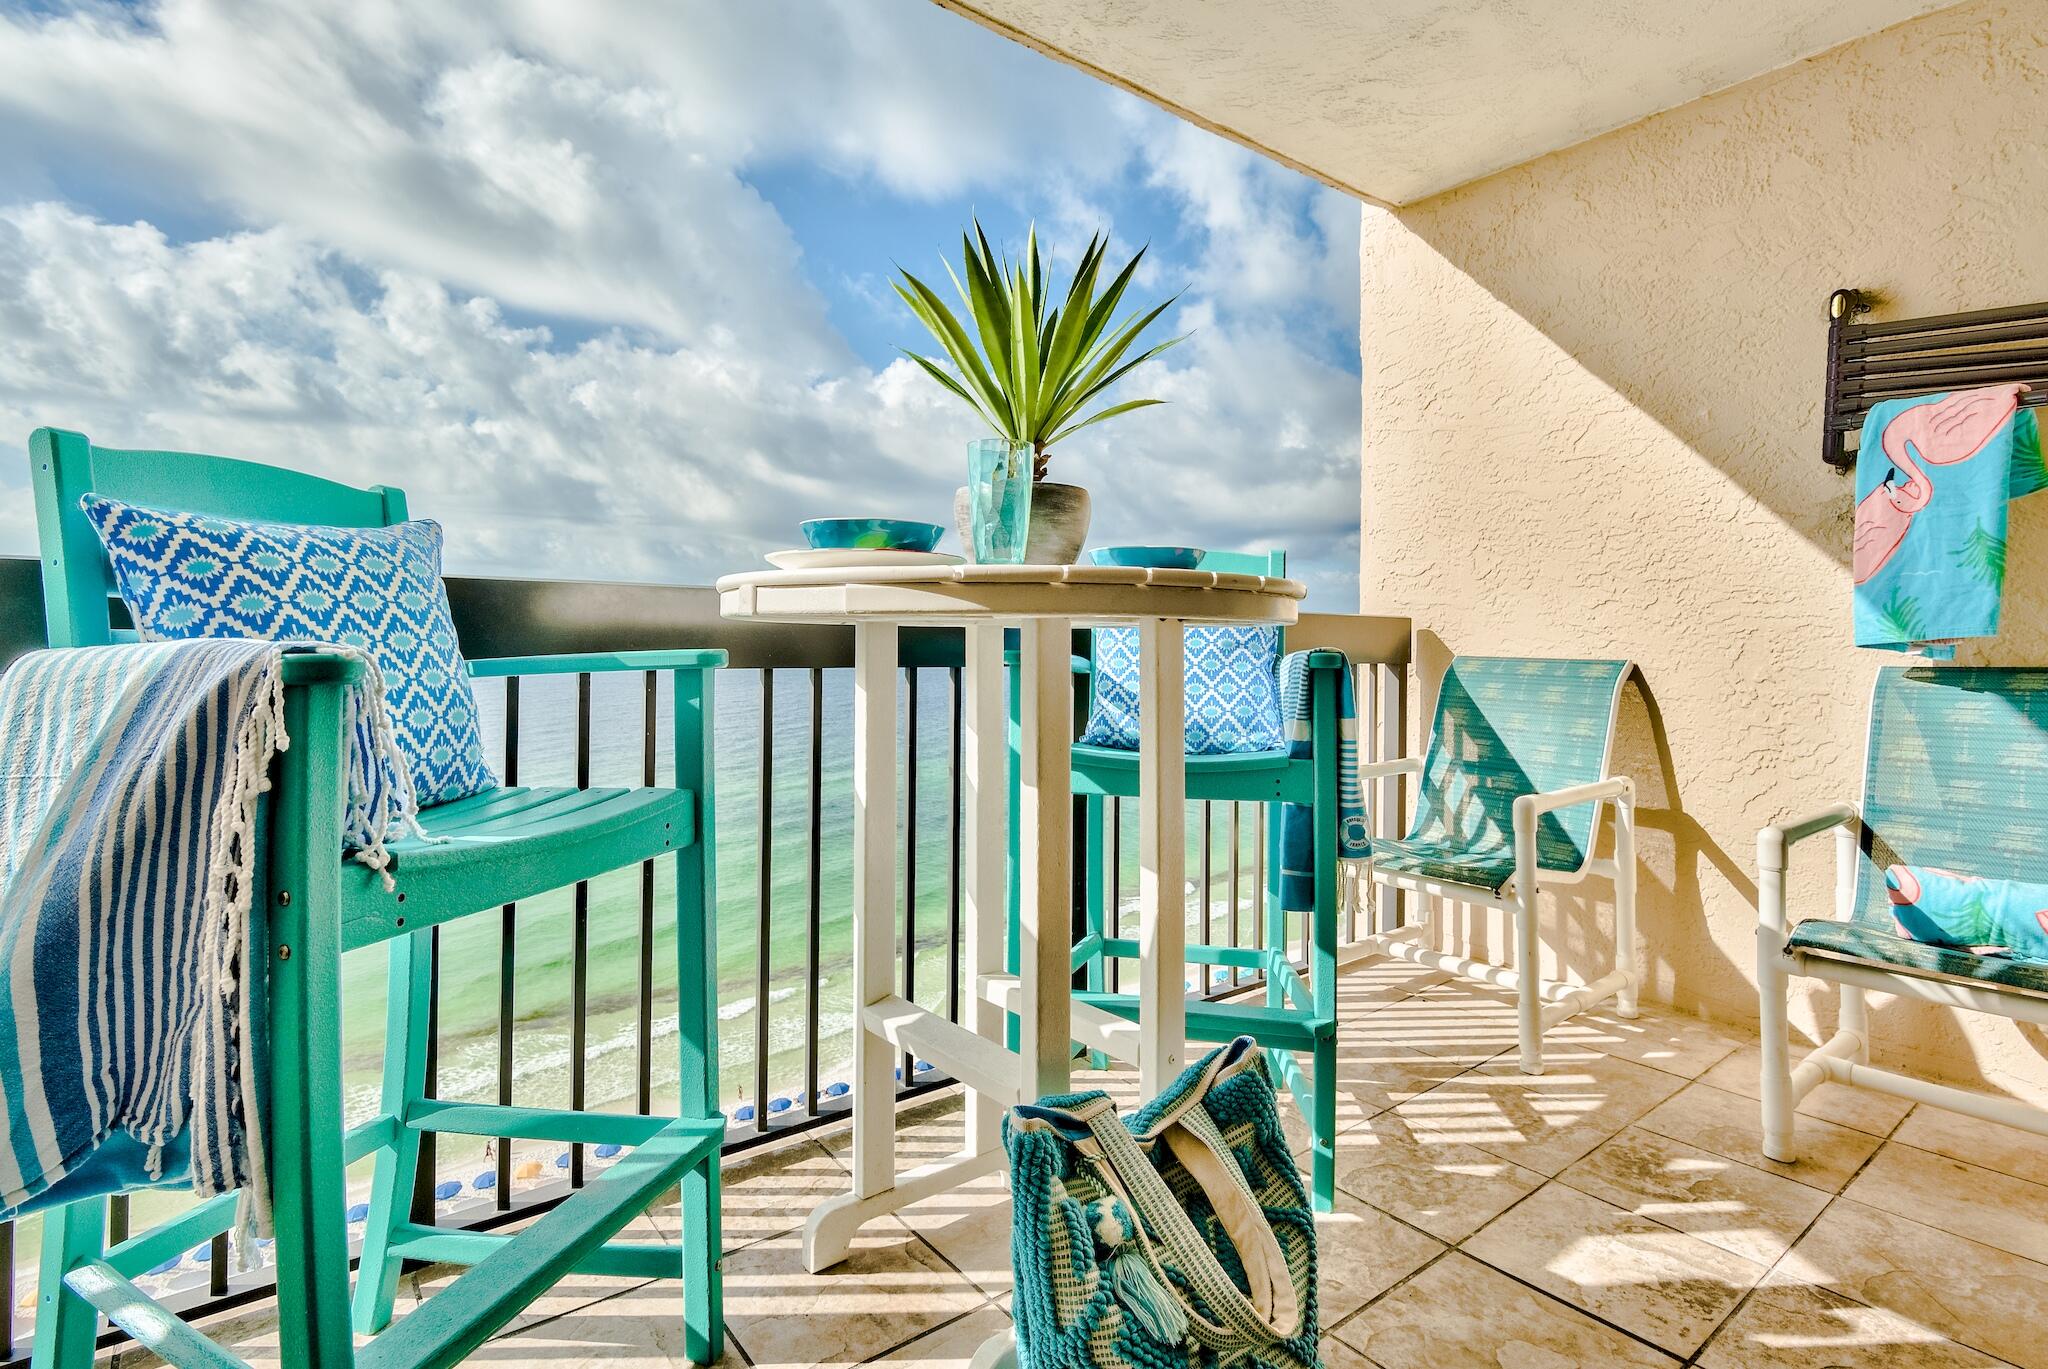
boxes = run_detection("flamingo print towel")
[1885,866,2048,965]
[1853,383,2044,655]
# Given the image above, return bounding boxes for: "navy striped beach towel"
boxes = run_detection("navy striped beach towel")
[0,639,415,1228]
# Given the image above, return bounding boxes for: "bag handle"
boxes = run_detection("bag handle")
[1080,1103,1303,1345]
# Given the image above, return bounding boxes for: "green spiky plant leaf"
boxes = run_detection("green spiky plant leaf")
[1955,521,2008,588]
[895,218,1186,480]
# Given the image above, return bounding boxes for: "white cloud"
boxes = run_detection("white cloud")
[0,0,1361,605]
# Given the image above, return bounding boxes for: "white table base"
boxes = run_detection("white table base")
[798,614,1188,1278]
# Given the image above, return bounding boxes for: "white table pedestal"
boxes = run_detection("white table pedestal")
[715,564,1304,1320]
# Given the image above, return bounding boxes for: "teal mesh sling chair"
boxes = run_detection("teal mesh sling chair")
[1004,549,1356,1210]
[1350,657,1640,1077]
[1758,666,2048,1161]
[24,428,725,1368]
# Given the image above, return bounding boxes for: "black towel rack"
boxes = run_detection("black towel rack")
[1821,287,2048,470]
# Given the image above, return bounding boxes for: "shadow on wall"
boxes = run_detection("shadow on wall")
[1406,635,1752,1012]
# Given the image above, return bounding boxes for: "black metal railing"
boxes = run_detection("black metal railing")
[0,559,1411,1362]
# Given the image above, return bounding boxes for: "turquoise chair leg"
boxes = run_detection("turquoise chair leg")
[34,1198,106,1369]
[267,672,364,1366]
[1309,1031,1337,1211]
[674,668,725,1364]
[1307,666,1341,1213]
[353,928,435,1334]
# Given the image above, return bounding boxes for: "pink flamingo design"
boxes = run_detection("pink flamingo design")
[1853,383,2029,584]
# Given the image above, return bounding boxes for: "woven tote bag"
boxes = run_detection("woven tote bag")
[1005,1038,1320,1369]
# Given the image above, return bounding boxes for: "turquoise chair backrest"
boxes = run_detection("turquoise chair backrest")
[1195,548,1286,653]
[29,427,408,647]
[1852,666,2048,928]
[1407,657,1630,873]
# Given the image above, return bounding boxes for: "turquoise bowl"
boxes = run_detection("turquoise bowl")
[1089,545,1205,570]
[800,518,945,552]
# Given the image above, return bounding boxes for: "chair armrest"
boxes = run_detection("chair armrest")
[279,649,367,686]
[1300,649,1349,670]
[1755,803,1859,939]
[1755,804,1858,873]
[466,649,727,678]
[1514,775,1633,820]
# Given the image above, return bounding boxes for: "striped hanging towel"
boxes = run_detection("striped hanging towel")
[0,639,416,1231]
[1276,652,1371,912]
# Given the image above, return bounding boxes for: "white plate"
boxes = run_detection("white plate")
[764,548,965,571]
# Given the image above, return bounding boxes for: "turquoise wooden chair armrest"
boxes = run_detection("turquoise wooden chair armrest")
[466,649,727,677]
[279,651,368,687]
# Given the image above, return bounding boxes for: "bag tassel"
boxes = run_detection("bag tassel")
[1091,1199,1188,1345]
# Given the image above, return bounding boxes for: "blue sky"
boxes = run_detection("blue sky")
[0,0,1363,602]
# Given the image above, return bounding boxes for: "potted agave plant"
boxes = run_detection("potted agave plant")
[895,220,1184,563]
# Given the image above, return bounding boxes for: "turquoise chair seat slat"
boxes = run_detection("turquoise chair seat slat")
[1366,836,1520,894]
[339,784,691,949]
[1786,918,2048,997]
[1399,657,1630,889]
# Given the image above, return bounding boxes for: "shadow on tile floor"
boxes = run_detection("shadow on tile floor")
[101,966,2048,1368]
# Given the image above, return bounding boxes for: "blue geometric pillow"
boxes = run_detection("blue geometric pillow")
[81,496,496,806]
[1079,625,1285,756]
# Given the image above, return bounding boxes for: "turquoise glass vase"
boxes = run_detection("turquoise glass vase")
[966,438,1033,564]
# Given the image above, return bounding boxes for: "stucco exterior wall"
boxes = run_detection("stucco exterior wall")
[1361,0,2048,1100]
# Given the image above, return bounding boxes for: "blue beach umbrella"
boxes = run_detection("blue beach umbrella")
[767,1097,792,1114]
[824,1081,850,1098]
[346,1203,370,1223]
[733,1103,756,1121]
[594,1143,623,1159]
[433,1180,461,1201]
[472,1171,497,1191]
[554,1153,571,1169]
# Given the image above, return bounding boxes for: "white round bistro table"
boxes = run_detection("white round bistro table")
[716,564,1305,1294]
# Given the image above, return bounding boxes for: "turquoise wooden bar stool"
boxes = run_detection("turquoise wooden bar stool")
[26,429,725,1368]
[1005,549,1352,1209]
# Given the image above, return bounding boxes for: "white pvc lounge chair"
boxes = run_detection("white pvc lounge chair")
[1352,656,1639,1075]
[1758,665,2048,1159]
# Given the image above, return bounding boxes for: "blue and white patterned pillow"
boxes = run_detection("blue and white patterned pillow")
[1079,625,1285,756]
[81,496,496,806]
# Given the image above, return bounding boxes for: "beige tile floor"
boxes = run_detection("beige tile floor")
[118,961,2048,1367]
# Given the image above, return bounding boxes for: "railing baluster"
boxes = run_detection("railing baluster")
[495,676,518,1209]
[901,667,918,1087]
[1200,800,1213,990]
[755,668,774,1132]
[638,671,657,1115]
[1229,802,1242,986]
[109,1194,128,1246]
[409,921,442,1247]
[209,1232,227,1298]
[805,668,823,1117]
[1109,797,1121,993]
[946,665,963,1023]
[570,673,591,1184]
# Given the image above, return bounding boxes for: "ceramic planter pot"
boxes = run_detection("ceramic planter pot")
[953,480,1091,564]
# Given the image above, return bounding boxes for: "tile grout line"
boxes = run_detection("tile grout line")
[1678,1079,1924,1365]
